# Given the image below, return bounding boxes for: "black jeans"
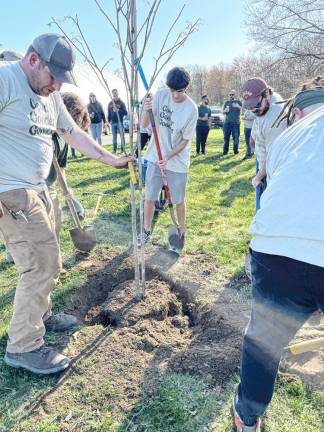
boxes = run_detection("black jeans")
[235,249,324,425]
[196,124,210,154]
[223,122,240,154]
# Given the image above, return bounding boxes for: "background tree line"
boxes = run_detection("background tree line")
[186,0,324,105]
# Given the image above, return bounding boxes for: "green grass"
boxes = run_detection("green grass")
[0,129,322,431]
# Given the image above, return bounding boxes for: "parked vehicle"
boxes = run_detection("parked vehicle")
[210,106,225,128]
[123,114,139,133]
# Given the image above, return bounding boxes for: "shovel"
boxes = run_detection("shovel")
[52,156,96,253]
[136,61,185,255]
[284,337,324,356]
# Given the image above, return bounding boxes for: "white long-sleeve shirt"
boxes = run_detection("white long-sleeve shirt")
[253,93,286,171]
[250,105,324,267]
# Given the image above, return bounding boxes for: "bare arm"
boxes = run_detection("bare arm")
[252,167,266,188]
[58,125,130,168]
[166,139,189,160]
[141,109,150,128]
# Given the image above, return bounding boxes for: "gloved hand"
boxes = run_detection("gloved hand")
[66,197,85,221]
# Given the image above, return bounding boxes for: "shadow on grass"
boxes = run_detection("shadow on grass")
[220,178,253,207]
[73,171,129,188]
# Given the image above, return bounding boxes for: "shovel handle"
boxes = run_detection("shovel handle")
[52,156,82,230]
[148,109,173,204]
[287,337,324,355]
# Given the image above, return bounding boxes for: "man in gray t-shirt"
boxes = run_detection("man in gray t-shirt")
[0,33,131,375]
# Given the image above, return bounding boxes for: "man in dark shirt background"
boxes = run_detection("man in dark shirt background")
[108,89,128,154]
[196,95,211,158]
[87,92,106,145]
[222,89,242,156]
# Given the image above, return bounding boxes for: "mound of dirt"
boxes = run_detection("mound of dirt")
[29,246,322,429]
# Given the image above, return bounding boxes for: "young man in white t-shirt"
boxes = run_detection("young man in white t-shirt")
[140,67,198,243]
[232,78,324,432]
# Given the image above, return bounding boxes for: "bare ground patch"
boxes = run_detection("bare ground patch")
[21,246,323,429]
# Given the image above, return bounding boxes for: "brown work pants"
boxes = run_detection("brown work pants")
[0,188,61,353]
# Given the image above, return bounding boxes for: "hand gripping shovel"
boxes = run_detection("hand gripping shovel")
[136,61,185,255]
[52,156,96,253]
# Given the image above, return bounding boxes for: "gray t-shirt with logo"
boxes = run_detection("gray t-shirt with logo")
[0,62,75,193]
[144,88,198,173]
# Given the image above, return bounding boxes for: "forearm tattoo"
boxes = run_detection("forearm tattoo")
[58,127,74,135]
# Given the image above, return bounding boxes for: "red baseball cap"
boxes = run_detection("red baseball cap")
[241,78,269,109]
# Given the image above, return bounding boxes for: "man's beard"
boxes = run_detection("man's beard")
[29,69,42,95]
[254,100,270,116]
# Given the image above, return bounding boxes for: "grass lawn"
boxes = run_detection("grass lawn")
[0,129,323,431]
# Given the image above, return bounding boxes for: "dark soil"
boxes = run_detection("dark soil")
[28,247,251,426]
[65,247,248,393]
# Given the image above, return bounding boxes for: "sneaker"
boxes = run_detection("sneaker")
[233,401,261,432]
[242,154,252,161]
[202,153,206,159]
[220,154,228,160]
[6,251,14,264]
[4,345,70,375]
[137,229,151,246]
[44,313,78,332]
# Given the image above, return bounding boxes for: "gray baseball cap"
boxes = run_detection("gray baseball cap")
[32,33,77,85]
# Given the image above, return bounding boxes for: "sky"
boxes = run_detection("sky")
[0,0,252,102]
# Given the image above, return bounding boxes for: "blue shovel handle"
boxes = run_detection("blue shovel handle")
[136,60,149,91]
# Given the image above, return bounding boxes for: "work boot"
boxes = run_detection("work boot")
[6,251,14,264]
[44,313,78,332]
[137,229,151,246]
[233,401,261,432]
[4,346,70,375]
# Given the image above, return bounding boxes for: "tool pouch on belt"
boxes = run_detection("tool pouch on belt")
[0,201,4,218]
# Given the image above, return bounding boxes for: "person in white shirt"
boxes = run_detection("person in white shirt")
[241,78,286,189]
[140,67,198,244]
[241,108,256,160]
[233,76,324,432]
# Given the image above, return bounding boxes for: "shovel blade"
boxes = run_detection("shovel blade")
[168,225,185,256]
[70,225,96,252]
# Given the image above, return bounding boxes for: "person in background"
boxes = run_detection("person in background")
[48,92,90,242]
[196,95,211,158]
[222,90,242,156]
[108,89,128,154]
[233,77,324,432]
[87,92,107,145]
[242,108,256,160]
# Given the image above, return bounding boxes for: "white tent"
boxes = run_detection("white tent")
[62,63,128,111]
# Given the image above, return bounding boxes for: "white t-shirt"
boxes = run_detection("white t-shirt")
[0,62,75,193]
[144,88,198,173]
[250,105,324,267]
[242,109,256,129]
[253,92,286,170]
